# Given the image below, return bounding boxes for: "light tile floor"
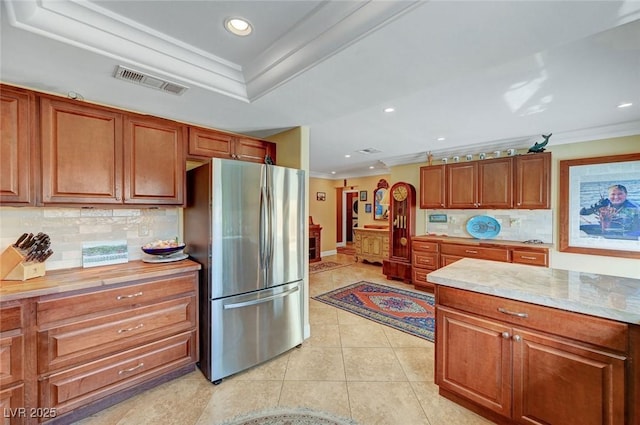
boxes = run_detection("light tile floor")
[76,254,493,425]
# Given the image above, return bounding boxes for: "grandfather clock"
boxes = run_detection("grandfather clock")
[383,182,416,283]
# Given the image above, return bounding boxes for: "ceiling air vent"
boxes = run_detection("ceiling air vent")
[357,147,382,154]
[113,65,188,95]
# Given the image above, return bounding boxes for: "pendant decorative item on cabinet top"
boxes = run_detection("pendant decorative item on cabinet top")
[383,182,416,283]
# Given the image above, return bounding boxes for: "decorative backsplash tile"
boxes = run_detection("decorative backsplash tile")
[0,207,180,270]
[425,209,553,243]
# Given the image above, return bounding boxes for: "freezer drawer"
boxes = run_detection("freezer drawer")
[209,281,303,382]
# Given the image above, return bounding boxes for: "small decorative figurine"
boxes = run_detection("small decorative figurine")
[528,133,552,153]
[265,154,274,165]
[427,151,433,166]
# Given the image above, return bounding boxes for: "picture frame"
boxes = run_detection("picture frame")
[359,190,367,201]
[316,192,326,201]
[559,153,640,259]
[365,203,372,214]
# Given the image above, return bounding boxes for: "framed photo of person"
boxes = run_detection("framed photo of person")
[559,153,640,259]
[316,192,326,201]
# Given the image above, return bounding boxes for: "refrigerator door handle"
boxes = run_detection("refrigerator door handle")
[223,286,299,310]
[259,184,268,270]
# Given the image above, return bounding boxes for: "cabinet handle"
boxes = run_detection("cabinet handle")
[464,249,478,254]
[498,307,528,318]
[501,331,510,339]
[520,255,537,260]
[117,323,144,334]
[118,362,144,375]
[116,291,143,300]
[512,335,522,342]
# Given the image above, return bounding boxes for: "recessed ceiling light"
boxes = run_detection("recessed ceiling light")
[345,154,351,158]
[225,17,252,36]
[383,107,395,113]
[331,171,336,174]
[369,166,375,169]
[437,137,445,141]
[617,102,633,108]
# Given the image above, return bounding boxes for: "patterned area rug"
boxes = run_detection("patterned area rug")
[218,407,358,425]
[313,281,435,342]
[309,261,351,274]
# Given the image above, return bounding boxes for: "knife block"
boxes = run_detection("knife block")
[0,246,46,281]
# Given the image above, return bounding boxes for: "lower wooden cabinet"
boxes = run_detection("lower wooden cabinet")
[354,228,388,265]
[436,287,629,425]
[412,240,439,292]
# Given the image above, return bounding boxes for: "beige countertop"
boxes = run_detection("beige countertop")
[427,258,640,325]
[0,259,201,302]
[414,234,553,249]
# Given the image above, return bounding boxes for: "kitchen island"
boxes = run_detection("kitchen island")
[0,259,200,425]
[427,258,639,425]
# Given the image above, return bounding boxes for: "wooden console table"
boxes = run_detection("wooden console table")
[354,228,389,265]
[309,217,322,263]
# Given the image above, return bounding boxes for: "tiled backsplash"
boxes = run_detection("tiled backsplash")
[0,207,180,271]
[425,209,553,243]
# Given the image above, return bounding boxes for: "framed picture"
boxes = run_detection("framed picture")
[365,203,372,213]
[316,192,326,201]
[359,190,367,201]
[559,153,640,259]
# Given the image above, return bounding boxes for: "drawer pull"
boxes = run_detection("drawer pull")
[464,249,478,254]
[512,335,522,342]
[116,291,143,300]
[501,332,511,339]
[118,362,144,375]
[117,323,144,334]
[498,307,528,318]
[520,255,537,260]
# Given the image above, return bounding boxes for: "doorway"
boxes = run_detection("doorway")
[344,190,358,243]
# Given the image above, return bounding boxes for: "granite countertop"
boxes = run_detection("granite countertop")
[427,258,640,325]
[0,259,201,302]
[413,235,553,249]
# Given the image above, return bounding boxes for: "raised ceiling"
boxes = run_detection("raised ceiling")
[2,0,639,178]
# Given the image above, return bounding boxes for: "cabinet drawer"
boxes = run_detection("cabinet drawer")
[512,249,548,267]
[0,384,24,425]
[0,303,22,332]
[412,252,438,269]
[440,244,510,262]
[39,296,196,373]
[437,286,629,352]
[37,273,197,325]
[413,269,434,291]
[0,334,23,387]
[41,331,196,416]
[412,240,439,253]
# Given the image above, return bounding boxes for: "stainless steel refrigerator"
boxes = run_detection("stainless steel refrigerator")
[184,158,305,384]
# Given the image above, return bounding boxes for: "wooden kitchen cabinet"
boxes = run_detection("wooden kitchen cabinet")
[436,287,628,425]
[446,158,512,209]
[354,228,389,265]
[515,152,550,209]
[188,126,276,164]
[0,301,26,425]
[1,85,35,206]
[419,164,446,209]
[123,114,185,205]
[446,162,477,208]
[411,240,439,292]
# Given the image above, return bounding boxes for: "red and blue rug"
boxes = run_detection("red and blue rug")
[313,281,435,342]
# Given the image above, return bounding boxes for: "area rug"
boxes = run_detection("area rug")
[218,407,358,425]
[313,281,435,342]
[309,261,351,274]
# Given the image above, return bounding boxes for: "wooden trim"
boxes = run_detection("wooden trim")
[559,153,640,259]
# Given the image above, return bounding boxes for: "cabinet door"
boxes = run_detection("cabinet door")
[41,98,123,204]
[436,306,512,417]
[234,137,276,164]
[188,126,233,159]
[1,86,34,205]
[515,153,550,209]
[446,162,478,208]
[478,158,513,208]
[124,115,185,205]
[419,165,446,208]
[512,328,626,425]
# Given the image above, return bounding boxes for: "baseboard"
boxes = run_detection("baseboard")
[321,249,337,257]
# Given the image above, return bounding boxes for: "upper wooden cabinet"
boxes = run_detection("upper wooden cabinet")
[188,126,276,164]
[419,164,446,209]
[40,97,185,206]
[420,153,550,210]
[0,85,35,205]
[515,152,550,209]
[124,114,185,205]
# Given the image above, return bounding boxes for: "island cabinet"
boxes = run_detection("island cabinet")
[436,286,629,425]
[40,97,186,206]
[0,85,36,206]
[0,301,26,425]
[354,228,389,265]
[188,126,276,164]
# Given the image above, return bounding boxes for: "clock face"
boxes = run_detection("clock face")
[393,185,408,202]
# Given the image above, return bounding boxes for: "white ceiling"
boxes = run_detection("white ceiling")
[2,0,639,179]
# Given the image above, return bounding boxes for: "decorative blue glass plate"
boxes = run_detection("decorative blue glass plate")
[466,215,501,239]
